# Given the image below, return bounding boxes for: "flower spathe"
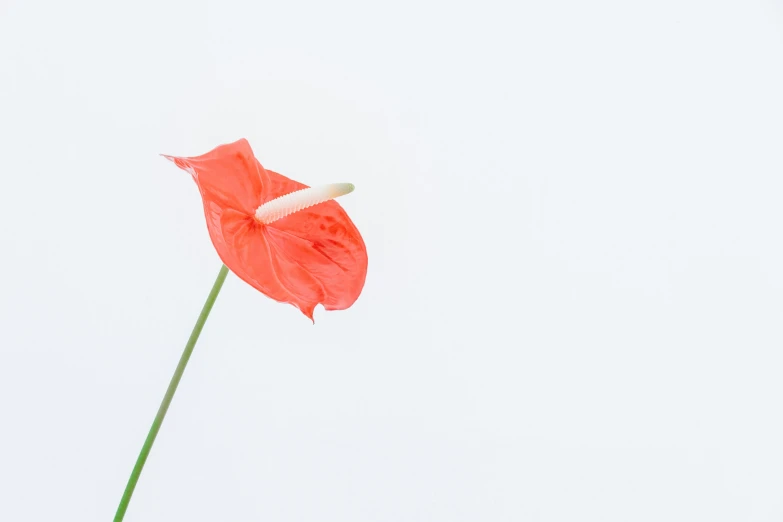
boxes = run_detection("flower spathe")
[163,139,368,320]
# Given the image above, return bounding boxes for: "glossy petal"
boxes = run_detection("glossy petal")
[265,197,368,311]
[163,139,266,215]
[165,139,368,319]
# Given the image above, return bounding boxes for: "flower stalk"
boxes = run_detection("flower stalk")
[113,264,230,521]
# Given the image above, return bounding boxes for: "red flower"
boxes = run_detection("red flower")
[163,139,368,320]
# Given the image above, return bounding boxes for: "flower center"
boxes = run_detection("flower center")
[255,183,355,224]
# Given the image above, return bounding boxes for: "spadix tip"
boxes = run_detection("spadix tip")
[331,182,355,197]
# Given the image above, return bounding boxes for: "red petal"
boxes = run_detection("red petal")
[162,138,266,215]
[165,140,368,319]
[215,209,291,305]
[264,195,368,312]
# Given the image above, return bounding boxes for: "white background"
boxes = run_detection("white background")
[1,0,783,520]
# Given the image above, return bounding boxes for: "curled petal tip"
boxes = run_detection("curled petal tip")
[300,304,316,323]
[161,154,190,170]
[161,154,180,165]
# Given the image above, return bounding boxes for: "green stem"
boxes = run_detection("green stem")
[114,264,230,521]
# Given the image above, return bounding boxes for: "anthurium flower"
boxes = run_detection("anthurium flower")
[113,139,369,522]
[163,138,368,320]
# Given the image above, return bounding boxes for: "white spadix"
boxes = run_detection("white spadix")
[255,182,355,225]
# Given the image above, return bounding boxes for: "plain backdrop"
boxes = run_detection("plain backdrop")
[1,0,783,520]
